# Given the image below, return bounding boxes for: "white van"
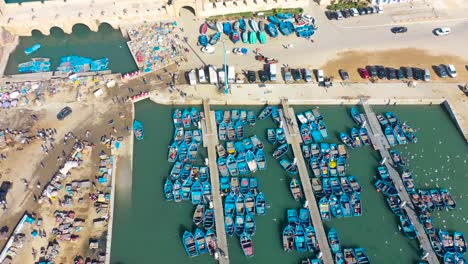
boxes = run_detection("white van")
[304,69,312,82]
[198,67,206,83]
[270,63,277,81]
[316,69,324,83]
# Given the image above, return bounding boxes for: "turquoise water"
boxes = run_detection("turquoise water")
[111,101,467,264]
[5,24,138,75]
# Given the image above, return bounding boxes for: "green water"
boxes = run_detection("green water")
[5,24,138,75]
[111,101,467,264]
[5,0,42,3]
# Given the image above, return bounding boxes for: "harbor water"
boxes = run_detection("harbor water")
[4,24,138,75]
[111,101,467,264]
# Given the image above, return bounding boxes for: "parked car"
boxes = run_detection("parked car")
[397,68,404,80]
[414,68,424,80]
[366,65,378,78]
[358,7,367,15]
[377,65,387,79]
[391,27,408,34]
[434,27,451,36]
[366,7,374,14]
[247,70,256,83]
[57,106,72,120]
[284,68,292,82]
[387,68,397,80]
[315,69,324,83]
[342,9,351,18]
[402,67,413,79]
[377,5,384,13]
[258,70,268,83]
[304,69,313,82]
[424,69,431,81]
[325,11,336,20]
[339,69,349,81]
[371,6,378,13]
[436,64,448,78]
[350,8,359,17]
[336,11,344,20]
[446,64,457,78]
[292,69,302,81]
[358,68,370,79]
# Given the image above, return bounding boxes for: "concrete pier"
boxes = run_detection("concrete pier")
[202,99,230,264]
[280,99,334,264]
[361,101,440,264]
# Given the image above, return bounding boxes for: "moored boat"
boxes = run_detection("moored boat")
[236,193,245,215]
[351,127,362,148]
[245,150,258,173]
[401,169,416,193]
[328,228,341,254]
[290,178,303,201]
[193,204,205,226]
[376,114,388,127]
[217,157,229,177]
[287,209,299,226]
[319,196,331,221]
[348,176,361,193]
[133,120,144,140]
[329,194,343,218]
[276,128,286,144]
[305,225,318,252]
[419,212,435,235]
[164,178,173,201]
[255,149,267,170]
[209,32,221,45]
[267,128,276,144]
[429,232,446,257]
[386,195,403,216]
[283,224,295,252]
[225,215,235,237]
[24,44,41,55]
[280,159,298,175]
[249,31,257,44]
[340,132,353,148]
[355,247,370,264]
[273,143,289,159]
[182,231,198,257]
[224,193,236,216]
[235,121,245,139]
[181,177,193,200]
[227,154,239,176]
[249,177,259,195]
[173,180,182,202]
[430,189,445,210]
[359,127,371,146]
[350,107,363,125]
[266,23,279,37]
[301,123,313,144]
[205,229,218,255]
[295,225,307,253]
[385,111,398,125]
[203,209,215,230]
[350,192,362,217]
[302,145,312,161]
[454,231,466,254]
[399,215,417,239]
[194,228,208,254]
[249,19,259,32]
[244,193,255,215]
[299,208,311,227]
[340,193,352,217]
[240,233,254,257]
[244,214,256,236]
[440,188,456,210]
[258,106,273,120]
[439,230,456,253]
[271,107,281,124]
[218,122,227,141]
[255,192,266,215]
[419,189,436,212]
[297,112,308,124]
[191,180,203,204]
[235,215,245,236]
[247,110,256,126]
[258,31,267,44]
[344,248,357,264]
[385,125,397,147]
[390,150,405,167]
[216,143,227,158]
[374,179,397,196]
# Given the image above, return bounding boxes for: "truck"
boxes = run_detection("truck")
[198,67,207,83]
[228,65,235,83]
[187,69,197,86]
[269,63,277,81]
[208,65,218,85]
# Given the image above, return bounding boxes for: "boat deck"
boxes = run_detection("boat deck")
[361,100,440,264]
[280,98,334,264]
[202,99,230,264]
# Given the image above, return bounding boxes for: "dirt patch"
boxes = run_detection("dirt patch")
[320,48,468,83]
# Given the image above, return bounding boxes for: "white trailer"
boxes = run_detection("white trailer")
[208,65,218,85]
[188,69,197,86]
[270,63,277,81]
[198,67,207,83]
[228,65,235,83]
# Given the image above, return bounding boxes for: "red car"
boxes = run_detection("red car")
[358,68,370,79]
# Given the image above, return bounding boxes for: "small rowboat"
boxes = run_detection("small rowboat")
[258,31,267,44]
[290,178,303,201]
[24,44,41,55]
[266,23,278,37]
[249,31,257,44]
[182,231,198,257]
[198,35,208,47]
[200,22,208,34]
[209,32,221,46]
[241,30,248,43]
[230,30,240,43]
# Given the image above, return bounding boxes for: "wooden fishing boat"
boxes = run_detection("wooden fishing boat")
[209,32,221,46]
[350,192,362,217]
[376,114,388,127]
[266,23,279,37]
[223,110,231,123]
[440,188,456,210]
[443,252,456,264]
[350,107,363,125]
[355,247,370,264]
[454,232,466,254]
[182,231,199,257]
[234,121,244,140]
[258,31,267,44]
[335,252,345,264]
[255,192,266,215]
[182,109,191,128]
[217,157,229,177]
[330,143,339,159]
[203,181,212,203]
[194,228,208,255]
[386,195,403,216]
[258,106,273,120]
[311,178,324,198]
[24,44,41,55]
[184,130,193,145]
[224,193,236,216]
[390,150,406,167]
[311,125,323,144]
[359,127,371,146]
[402,122,417,143]
[419,190,436,212]
[384,125,397,147]
[399,215,417,239]
[240,177,250,195]
[318,120,328,139]
[247,110,256,126]
[374,179,397,196]
[249,19,259,32]
[203,209,215,230]
[328,228,341,254]
[226,141,236,155]
[193,130,202,144]
[243,138,253,151]
[235,215,245,236]
[378,166,391,182]
[200,22,208,34]
[193,204,205,226]
[249,31,257,44]
[226,154,239,176]
[236,193,245,215]
[409,191,427,213]
[401,169,416,193]
[250,135,263,151]
[244,214,256,236]
[271,107,281,124]
[181,177,193,201]
[222,21,232,35]
[198,34,208,47]
[237,155,249,175]
[173,127,184,144]
[191,180,203,204]
[330,177,343,196]
[296,25,315,38]
[419,212,435,235]
[173,180,182,202]
[344,248,357,264]
[430,189,445,210]
[239,110,247,125]
[340,193,352,217]
[338,177,352,195]
[439,230,456,253]
[287,209,299,226]
[218,122,227,141]
[385,111,398,125]
[300,123,313,144]
[133,120,144,140]
[304,225,318,252]
[320,142,330,159]
[299,208,311,227]
[319,158,328,177]
[302,145,311,161]
[338,144,348,159]
[267,15,281,24]
[309,143,319,158]
[249,177,259,196]
[216,143,227,158]
[205,229,218,255]
[283,224,295,252]
[231,109,240,123]
[280,159,298,175]
[230,30,240,43]
[187,142,198,163]
[279,20,294,36]
[239,18,247,30]
[241,30,248,43]
[220,176,230,195]
[290,178,303,201]
[267,128,276,144]
[255,149,267,170]
[336,157,346,177]
[273,143,289,159]
[245,193,255,215]
[319,196,331,221]
[393,124,407,145]
[351,127,362,147]
[329,194,343,218]
[170,162,182,180]
[295,225,307,253]
[429,232,446,257]
[225,215,235,237]
[240,233,254,257]
[180,163,192,180]
[226,122,236,141]
[230,177,239,194]
[276,128,286,144]
[340,132,353,148]
[164,178,173,201]
[245,150,257,173]
[215,110,223,124]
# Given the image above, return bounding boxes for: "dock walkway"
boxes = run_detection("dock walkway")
[280,99,334,264]
[361,101,440,264]
[202,99,230,264]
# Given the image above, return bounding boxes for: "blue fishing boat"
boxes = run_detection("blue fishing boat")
[440,188,456,210]
[319,158,329,177]
[295,225,307,253]
[347,175,361,193]
[267,15,281,24]
[258,31,267,44]
[330,177,343,196]
[376,114,388,127]
[399,215,417,239]
[401,169,416,193]
[290,178,303,201]
[174,127,184,144]
[267,128,276,144]
[220,176,230,194]
[300,123,313,144]
[384,125,397,146]
[167,142,178,163]
[187,142,199,163]
[240,177,249,195]
[340,194,352,217]
[164,178,173,201]
[443,252,456,264]
[430,189,445,210]
[230,30,240,43]
[202,181,212,202]
[194,228,208,254]
[184,130,193,145]
[24,44,41,55]
[240,233,254,257]
[385,111,398,125]
[319,196,331,221]
[329,160,338,177]
[374,179,397,196]
[279,21,294,36]
[355,247,370,263]
[419,189,436,212]
[198,35,208,47]
[241,30,248,43]
[258,106,273,120]
[419,213,435,235]
[266,23,278,37]
[235,215,245,236]
[287,209,299,226]
[386,195,403,216]
[299,208,311,227]
[240,110,248,125]
[329,194,343,218]
[280,159,298,175]
[271,107,281,124]
[359,127,371,146]
[227,122,236,141]
[351,192,362,217]
[328,228,341,254]
[173,179,182,202]
[217,157,229,177]
[276,13,294,19]
[309,157,321,177]
[170,162,182,180]
[181,177,193,201]
[182,231,198,257]
[343,248,357,264]
[245,214,256,236]
[224,193,236,216]
[236,193,245,215]
[239,18,247,30]
[247,110,256,126]
[276,128,286,144]
[340,177,353,195]
[225,215,235,237]
[440,230,456,252]
[378,166,391,182]
[190,107,201,124]
[283,224,295,252]
[226,155,239,176]
[339,132,353,148]
[454,232,466,254]
[322,178,332,197]
[310,144,320,158]
[182,109,192,128]
[296,25,315,38]
[234,141,246,156]
[193,204,205,226]
[193,130,202,145]
[337,157,346,177]
[203,209,215,230]
[249,177,259,195]
[249,31,257,44]
[302,145,312,161]
[429,232,446,257]
[173,109,182,127]
[237,155,249,175]
[133,120,144,140]
[231,109,240,123]
[244,193,255,215]
[273,143,289,159]
[243,138,254,151]
[351,127,362,147]
[223,22,232,35]
[390,150,405,167]
[393,124,407,145]
[255,192,266,215]
[235,121,245,140]
[191,180,203,204]
[215,110,223,124]
[255,149,266,170]
[350,107,363,125]
[402,122,417,143]
[335,252,345,264]
[209,32,221,45]
[305,225,318,252]
[249,19,259,32]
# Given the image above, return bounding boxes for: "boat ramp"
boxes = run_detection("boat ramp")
[361,100,440,264]
[280,98,334,264]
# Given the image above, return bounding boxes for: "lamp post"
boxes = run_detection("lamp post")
[223,41,228,94]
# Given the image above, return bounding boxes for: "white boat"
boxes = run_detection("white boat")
[201,45,215,54]
[297,113,308,124]
[209,66,218,85]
